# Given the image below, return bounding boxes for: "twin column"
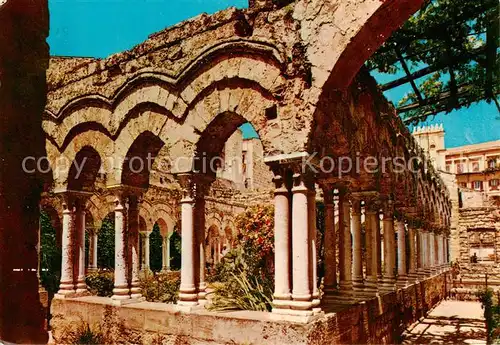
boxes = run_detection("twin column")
[177,174,209,307]
[57,194,88,296]
[271,166,319,317]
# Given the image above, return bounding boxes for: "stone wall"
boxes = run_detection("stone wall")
[450,206,500,299]
[51,273,449,345]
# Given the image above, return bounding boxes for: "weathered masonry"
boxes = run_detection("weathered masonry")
[41,0,453,343]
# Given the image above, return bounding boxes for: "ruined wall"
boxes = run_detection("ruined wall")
[244,138,274,190]
[456,207,500,276]
[50,273,449,345]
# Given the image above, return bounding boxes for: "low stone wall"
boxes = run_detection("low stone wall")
[51,272,450,345]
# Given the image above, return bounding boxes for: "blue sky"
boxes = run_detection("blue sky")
[48,0,499,148]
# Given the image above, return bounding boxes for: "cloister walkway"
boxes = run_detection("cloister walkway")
[403,300,487,344]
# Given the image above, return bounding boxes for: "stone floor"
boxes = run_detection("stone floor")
[403,300,487,344]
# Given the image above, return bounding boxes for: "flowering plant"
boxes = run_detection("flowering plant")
[235,205,274,260]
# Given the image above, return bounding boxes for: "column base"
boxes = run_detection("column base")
[379,278,396,293]
[397,276,408,288]
[75,282,88,294]
[111,296,145,306]
[364,278,378,295]
[54,291,76,299]
[178,291,199,303]
[272,298,292,310]
[177,301,199,311]
[270,308,319,323]
[288,299,314,311]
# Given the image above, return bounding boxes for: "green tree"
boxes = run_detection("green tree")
[368,0,499,123]
[97,216,115,269]
[150,223,163,272]
[40,211,62,294]
[169,231,181,270]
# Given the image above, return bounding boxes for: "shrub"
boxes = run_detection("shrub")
[56,320,105,345]
[207,205,275,312]
[478,288,500,343]
[86,271,114,297]
[208,251,273,312]
[140,271,180,303]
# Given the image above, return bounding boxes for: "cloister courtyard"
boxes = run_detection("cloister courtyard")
[1,0,498,344]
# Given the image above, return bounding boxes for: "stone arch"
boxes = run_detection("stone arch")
[302,0,424,90]
[139,200,155,232]
[153,206,176,238]
[44,48,286,150]
[86,193,115,230]
[67,146,101,192]
[120,130,165,188]
[52,131,113,188]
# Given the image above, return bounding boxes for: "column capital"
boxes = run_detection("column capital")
[272,169,292,194]
[382,198,395,219]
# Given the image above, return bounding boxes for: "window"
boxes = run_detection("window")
[473,180,483,191]
[430,144,436,150]
[472,161,480,172]
[459,182,467,188]
[446,164,451,172]
[490,179,499,190]
[457,163,464,173]
[488,159,497,169]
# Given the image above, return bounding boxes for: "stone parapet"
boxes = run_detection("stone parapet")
[51,273,449,345]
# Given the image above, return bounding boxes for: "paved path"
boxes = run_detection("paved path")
[403,300,487,344]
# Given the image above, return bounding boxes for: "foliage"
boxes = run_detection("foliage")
[97,216,115,269]
[58,321,105,345]
[367,0,499,123]
[150,223,163,272]
[477,288,500,343]
[208,205,275,312]
[235,205,274,271]
[40,211,62,294]
[140,271,180,303]
[85,271,114,297]
[169,231,182,270]
[207,249,274,312]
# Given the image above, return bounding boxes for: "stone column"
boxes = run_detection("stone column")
[417,229,426,279]
[196,184,208,304]
[322,188,336,293]
[178,174,198,306]
[88,229,98,272]
[338,190,353,295]
[290,170,313,313]
[307,187,319,308]
[162,234,171,271]
[424,231,431,276]
[407,225,418,282]
[128,196,142,300]
[143,232,151,271]
[436,234,442,272]
[381,200,396,292]
[74,201,87,293]
[57,197,76,296]
[396,219,407,287]
[351,198,364,293]
[364,196,379,294]
[430,232,436,274]
[272,171,292,312]
[111,193,130,301]
[376,212,382,284]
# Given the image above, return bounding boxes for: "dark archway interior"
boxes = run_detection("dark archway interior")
[67,146,101,192]
[122,131,164,188]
